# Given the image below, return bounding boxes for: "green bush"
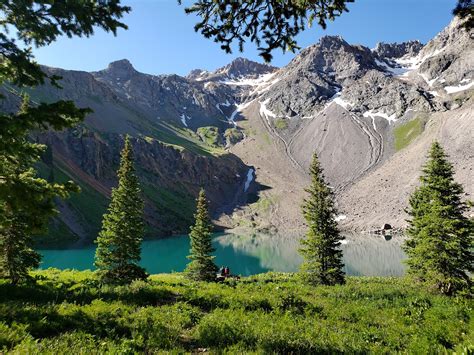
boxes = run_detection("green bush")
[224,128,244,145]
[196,126,223,147]
[10,332,134,355]
[0,322,32,350]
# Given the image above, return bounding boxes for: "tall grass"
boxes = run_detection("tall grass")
[0,270,472,353]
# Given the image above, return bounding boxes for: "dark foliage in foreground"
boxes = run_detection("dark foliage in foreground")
[180,0,352,62]
[0,0,129,284]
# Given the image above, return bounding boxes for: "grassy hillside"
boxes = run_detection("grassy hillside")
[1,270,472,353]
[35,160,109,247]
[393,116,426,152]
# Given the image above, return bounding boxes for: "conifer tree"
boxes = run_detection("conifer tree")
[0,96,79,284]
[95,136,147,283]
[404,141,473,295]
[299,153,345,285]
[0,215,41,285]
[185,189,218,281]
[0,1,129,284]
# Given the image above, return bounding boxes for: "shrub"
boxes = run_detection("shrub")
[274,118,288,130]
[0,322,32,350]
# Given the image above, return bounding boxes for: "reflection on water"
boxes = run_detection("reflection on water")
[340,235,406,276]
[39,233,406,277]
[215,233,406,276]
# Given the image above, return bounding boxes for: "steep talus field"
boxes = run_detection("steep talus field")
[2,17,472,244]
[338,101,474,231]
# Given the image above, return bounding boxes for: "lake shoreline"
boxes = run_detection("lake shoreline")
[37,231,407,277]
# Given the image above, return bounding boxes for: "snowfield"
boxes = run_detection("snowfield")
[328,92,353,110]
[229,101,253,126]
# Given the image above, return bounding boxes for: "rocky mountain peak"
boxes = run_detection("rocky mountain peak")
[317,35,349,49]
[215,57,277,79]
[373,40,424,59]
[102,59,137,79]
[284,34,377,83]
[187,68,208,80]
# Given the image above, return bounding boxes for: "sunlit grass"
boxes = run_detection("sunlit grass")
[1,270,472,353]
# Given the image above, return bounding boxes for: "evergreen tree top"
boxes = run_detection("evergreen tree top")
[307,154,330,192]
[416,141,465,209]
[422,141,456,181]
[118,136,135,173]
[195,188,210,218]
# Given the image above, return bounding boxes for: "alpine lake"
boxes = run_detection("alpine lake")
[38,232,406,277]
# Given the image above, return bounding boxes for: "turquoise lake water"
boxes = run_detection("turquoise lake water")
[38,233,406,277]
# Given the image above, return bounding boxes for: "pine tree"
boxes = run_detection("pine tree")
[299,153,345,285]
[0,2,129,284]
[404,141,473,295]
[94,136,147,283]
[0,96,79,284]
[0,214,41,285]
[185,189,218,281]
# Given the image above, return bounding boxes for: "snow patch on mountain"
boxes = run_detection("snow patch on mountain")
[363,109,397,124]
[216,99,232,114]
[259,99,277,125]
[180,113,190,127]
[223,72,277,88]
[328,92,353,110]
[229,101,253,126]
[444,80,474,94]
[375,59,409,76]
[250,76,281,95]
[419,73,439,87]
[377,46,447,79]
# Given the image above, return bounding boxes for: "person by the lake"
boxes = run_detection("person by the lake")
[217,266,231,280]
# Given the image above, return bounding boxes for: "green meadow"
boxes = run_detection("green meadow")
[1,270,472,353]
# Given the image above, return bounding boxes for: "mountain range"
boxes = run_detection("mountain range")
[1,17,472,246]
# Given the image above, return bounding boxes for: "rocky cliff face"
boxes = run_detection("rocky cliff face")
[187,57,277,82]
[373,40,423,59]
[35,128,251,244]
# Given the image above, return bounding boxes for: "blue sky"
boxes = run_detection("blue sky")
[32,0,457,76]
